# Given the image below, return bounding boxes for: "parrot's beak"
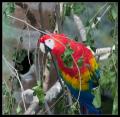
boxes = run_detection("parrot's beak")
[39,43,46,54]
[39,42,52,59]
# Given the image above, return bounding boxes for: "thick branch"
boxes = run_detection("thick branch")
[72,14,86,42]
[94,45,115,61]
[54,3,64,33]
[87,45,115,61]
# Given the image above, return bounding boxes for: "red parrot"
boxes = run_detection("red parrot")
[38,33,101,114]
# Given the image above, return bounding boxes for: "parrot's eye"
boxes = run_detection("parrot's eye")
[45,39,55,50]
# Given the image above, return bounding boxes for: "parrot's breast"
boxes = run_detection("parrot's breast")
[56,40,99,77]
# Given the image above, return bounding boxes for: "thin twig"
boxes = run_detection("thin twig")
[21,4,32,67]
[44,101,53,115]
[111,16,117,75]
[111,54,117,75]
[92,5,111,28]
[23,5,32,66]
[24,4,30,21]
[89,2,108,23]
[111,43,117,74]
[95,5,111,26]
[40,51,45,87]
[7,14,44,34]
[26,23,32,66]
[38,48,41,83]
[71,54,81,105]
[42,91,66,114]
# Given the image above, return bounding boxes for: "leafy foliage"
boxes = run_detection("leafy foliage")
[12,49,28,64]
[70,102,80,114]
[3,3,15,25]
[92,86,101,108]
[64,3,72,16]
[2,82,16,115]
[77,56,83,67]
[112,88,118,115]
[64,2,86,16]
[72,2,85,15]
[54,94,66,114]
[99,52,117,98]
[3,2,15,16]
[107,3,118,22]
[32,81,45,106]
[61,44,74,68]
[16,105,22,114]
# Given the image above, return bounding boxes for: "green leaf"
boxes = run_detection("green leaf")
[70,103,77,114]
[61,44,74,68]
[77,56,83,67]
[111,8,117,20]
[12,49,28,63]
[4,3,15,15]
[72,3,85,15]
[32,83,45,105]
[92,86,101,108]
[64,4,71,16]
[16,105,21,114]
[112,90,118,114]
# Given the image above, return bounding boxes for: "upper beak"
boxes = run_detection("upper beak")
[39,43,46,54]
[39,42,52,59]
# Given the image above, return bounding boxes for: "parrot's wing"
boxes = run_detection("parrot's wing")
[88,57,100,88]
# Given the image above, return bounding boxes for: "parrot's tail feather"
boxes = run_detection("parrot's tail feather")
[80,102,102,114]
[67,84,102,114]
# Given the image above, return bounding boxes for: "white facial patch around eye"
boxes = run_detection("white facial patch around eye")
[39,43,46,53]
[45,39,55,49]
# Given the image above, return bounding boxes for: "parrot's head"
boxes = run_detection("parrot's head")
[38,33,69,56]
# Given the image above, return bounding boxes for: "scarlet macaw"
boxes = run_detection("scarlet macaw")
[38,33,101,114]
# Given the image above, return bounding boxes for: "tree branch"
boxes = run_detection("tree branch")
[72,14,86,42]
